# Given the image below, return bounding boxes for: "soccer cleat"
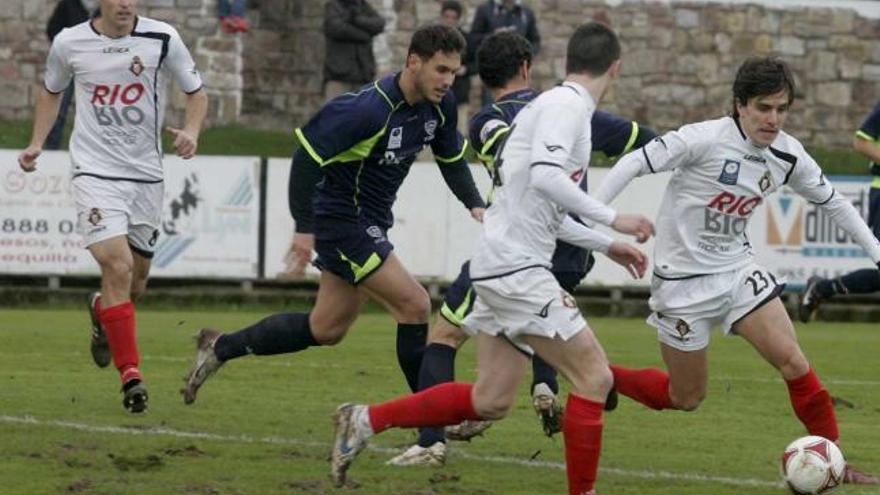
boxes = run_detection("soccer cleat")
[331,403,369,487]
[604,386,618,412]
[87,292,111,368]
[445,420,493,441]
[386,442,447,466]
[797,276,824,323]
[122,379,148,413]
[532,382,563,437]
[181,328,224,405]
[843,464,880,485]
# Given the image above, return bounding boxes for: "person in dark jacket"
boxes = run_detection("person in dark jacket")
[439,0,476,134]
[45,0,96,150]
[323,0,386,101]
[470,0,540,55]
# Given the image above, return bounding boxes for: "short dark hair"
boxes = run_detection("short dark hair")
[408,24,466,60]
[731,56,796,117]
[565,22,620,76]
[477,31,533,89]
[440,0,462,18]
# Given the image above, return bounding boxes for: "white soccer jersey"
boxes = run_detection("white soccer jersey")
[470,82,610,279]
[45,17,203,182]
[597,116,880,278]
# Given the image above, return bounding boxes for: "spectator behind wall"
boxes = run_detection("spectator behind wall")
[45,0,98,150]
[323,0,386,101]
[470,0,540,105]
[439,0,477,135]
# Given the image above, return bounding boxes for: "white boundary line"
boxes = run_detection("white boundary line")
[0,414,782,489]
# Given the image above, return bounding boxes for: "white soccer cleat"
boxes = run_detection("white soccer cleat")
[444,420,493,441]
[181,328,224,405]
[532,382,564,437]
[331,403,370,487]
[386,442,447,466]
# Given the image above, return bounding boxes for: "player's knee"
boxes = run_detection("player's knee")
[396,289,431,322]
[311,324,349,346]
[101,258,134,282]
[569,361,613,399]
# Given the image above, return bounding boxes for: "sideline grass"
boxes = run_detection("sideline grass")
[1,308,878,494]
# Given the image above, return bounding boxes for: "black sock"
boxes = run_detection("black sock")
[396,323,428,392]
[531,354,559,394]
[416,343,457,447]
[837,269,880,295]
[213,312,317,362]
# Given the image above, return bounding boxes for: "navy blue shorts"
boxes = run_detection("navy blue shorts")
[314,221,393,286]
[869,186,880,238]
[440,261,474,327]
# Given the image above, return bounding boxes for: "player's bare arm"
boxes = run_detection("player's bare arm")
[18,87,63,172]
[853,134,880,163]
[166,88,207,159]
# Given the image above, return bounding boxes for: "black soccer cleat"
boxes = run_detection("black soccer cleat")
[604,386,618,412]
[122,380,149,413]
[88,292,111,368]
[797,276,824,324]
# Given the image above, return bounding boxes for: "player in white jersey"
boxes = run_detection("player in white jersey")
[594,57,880,485]
[18,0,207,413]
[329,23,653,495]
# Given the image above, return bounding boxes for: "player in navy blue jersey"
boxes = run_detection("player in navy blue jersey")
[386,31,658,467]
[798,103,880,322]
[181,24,486,404]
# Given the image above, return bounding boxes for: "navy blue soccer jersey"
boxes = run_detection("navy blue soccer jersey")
[856,102,880,178]
[294,73,469,230]
[467,87,649,275]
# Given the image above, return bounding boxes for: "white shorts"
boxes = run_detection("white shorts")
[72,175,163,256]
[647,263,786,352]
[462,267,586,355]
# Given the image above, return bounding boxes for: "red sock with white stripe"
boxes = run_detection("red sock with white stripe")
[99,301,142,384]
[610,364,673,410]
[785,368,839,442]
[368,382,478,434]
[563,393,604,495]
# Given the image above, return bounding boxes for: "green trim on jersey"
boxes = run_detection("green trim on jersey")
[294,128,325,165]
[855,129,876,142]
[436,139,470,163]
[621,121,640,156]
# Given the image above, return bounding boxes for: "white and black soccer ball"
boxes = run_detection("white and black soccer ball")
[781,435,846,495]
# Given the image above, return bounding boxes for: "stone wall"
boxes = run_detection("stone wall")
[3,0,880,147]
[0,0,242,127]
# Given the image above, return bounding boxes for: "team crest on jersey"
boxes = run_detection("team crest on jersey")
[561,291,577,309]
[388,126,403,150]
[129,56,144,76]
[424,120,437,141]
[758,171,772,193]
[718,159,741,185]
[87,208,102,226]
[675,319,691,339]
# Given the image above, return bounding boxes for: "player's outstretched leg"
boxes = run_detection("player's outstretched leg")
[334,382,481,484]
[87,292,111,368]
[609,365,674,410]
[181,312,317,404]
[799,270,880,323]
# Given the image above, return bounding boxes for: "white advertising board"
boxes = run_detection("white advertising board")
[0,150,260,278]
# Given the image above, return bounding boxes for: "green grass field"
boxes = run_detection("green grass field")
[1,308,878,495]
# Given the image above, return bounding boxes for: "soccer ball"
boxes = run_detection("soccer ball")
[781,436,846,494]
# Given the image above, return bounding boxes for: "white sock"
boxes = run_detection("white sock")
[353,405,375,439]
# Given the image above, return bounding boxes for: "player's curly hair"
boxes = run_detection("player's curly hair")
[731,56,796,117]
[408,24,466,60]
[477,31,533,90]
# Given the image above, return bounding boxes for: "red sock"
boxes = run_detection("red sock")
[99,301,141,384]
[786,368,839,442]
[610,364,673,410]
[368,382,478,434]
[563,393,604,495]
